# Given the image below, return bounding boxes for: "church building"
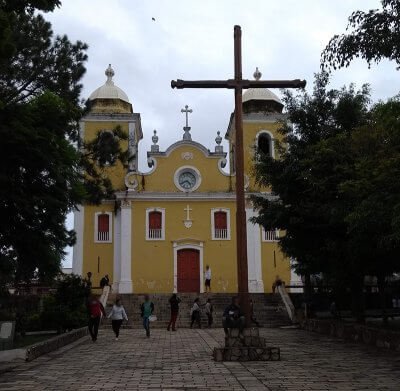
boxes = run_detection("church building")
[72,65,294,293]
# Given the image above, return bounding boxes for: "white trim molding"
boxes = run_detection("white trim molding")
[173,240,204,294]
[112,212,121,292]
[94,211,113,243]
[118,201,133,293]
[145,207,166,240]
[72,206,84,276]
[210,208,231,240]
[174,165,202,193]
[255,129,275,159]
[246,208,264,293]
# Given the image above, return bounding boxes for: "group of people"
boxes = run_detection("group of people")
[86,293,250,342]
[86,294,154,342]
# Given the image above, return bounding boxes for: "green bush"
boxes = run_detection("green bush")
[25,313,41,331]
[38,275,89,332]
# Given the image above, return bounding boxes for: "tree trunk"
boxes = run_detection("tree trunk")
[304,273,312,301]
[303,273,313,319]
[377,274,388,326]
[351,276,365,323]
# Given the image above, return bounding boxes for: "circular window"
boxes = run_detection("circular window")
[174,166,201,192]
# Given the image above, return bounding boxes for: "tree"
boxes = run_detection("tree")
[0,1,129,284]
[339,97,400,322]
[252,73,372,321]
[321,0,400,70]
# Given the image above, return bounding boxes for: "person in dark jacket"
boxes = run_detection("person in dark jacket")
[87,295,106,342]
[167,293,181,331]
[100,274,110,289]
[140,295,154,337]
[222,296,245,335]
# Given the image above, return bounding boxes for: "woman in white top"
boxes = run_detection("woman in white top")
[107,299,128,340]
[204,265,212,292]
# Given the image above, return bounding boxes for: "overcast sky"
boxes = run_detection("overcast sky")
[50,0,399,267]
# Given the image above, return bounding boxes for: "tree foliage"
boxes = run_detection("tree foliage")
[321,0,400,70]
[0,1,130,284]
[252,73,400,320]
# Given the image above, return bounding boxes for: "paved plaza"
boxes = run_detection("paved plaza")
[1,327,400,390]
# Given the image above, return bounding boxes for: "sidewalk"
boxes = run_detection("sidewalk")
[0,327,399,390]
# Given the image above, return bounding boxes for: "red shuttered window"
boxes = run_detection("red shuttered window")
[148,211,162,239]
[97,214,110,241]
[214,211,228,239]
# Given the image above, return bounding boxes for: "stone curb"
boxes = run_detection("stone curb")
[25,327,88,362]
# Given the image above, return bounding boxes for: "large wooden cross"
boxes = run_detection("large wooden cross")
[171,25,306,323]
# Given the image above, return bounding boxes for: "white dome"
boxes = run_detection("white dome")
[242,88,282,104]
[242,67,283,105]
[89,64,130,103]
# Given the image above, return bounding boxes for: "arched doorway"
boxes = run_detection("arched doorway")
[177,249,200,292]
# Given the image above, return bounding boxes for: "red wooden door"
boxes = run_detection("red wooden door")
[177,249,200,292]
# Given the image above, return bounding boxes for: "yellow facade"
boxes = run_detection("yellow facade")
[73,66,294,293]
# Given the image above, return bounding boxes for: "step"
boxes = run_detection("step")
[102,293,292,328]
[213,346,280,362]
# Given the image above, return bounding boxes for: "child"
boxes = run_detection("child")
[107,298,128,340]
[190,298,201,329]
[205,298,213,328]
[140,294,154,337]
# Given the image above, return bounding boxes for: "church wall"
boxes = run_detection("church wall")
[82,203,115,287]
[144,145,231,192]
[261,241,291,293]
[83,121,129,191]
[131,200,238,293]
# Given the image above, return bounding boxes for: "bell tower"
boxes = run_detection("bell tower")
[225,67,286,191]
[81,64,143,190]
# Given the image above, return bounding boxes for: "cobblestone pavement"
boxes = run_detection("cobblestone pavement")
[0,327,400,390]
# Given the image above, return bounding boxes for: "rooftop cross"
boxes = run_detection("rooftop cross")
[171,25,306,325]
[181,105,193,141]
[181,104,192,128]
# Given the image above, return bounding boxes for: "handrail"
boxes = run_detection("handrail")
[277,284,297,323]
[99,286,110,318]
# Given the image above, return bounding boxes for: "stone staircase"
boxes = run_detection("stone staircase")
[102,293,291,329]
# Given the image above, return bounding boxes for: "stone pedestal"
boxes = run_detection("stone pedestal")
[213,328,280,362]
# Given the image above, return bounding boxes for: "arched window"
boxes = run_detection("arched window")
[95,212,112,243]
[146,208,165,240]
[257,132,272,156]
[211,208,231,240]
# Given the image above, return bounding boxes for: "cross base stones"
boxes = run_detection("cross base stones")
[213,327,281,362]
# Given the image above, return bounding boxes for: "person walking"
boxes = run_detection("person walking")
[107,298,128,340]
[205,298,213,328]
[167,293,181,331]
[190,298,201,328]
[140,294,154,338]
[204,265,212,292]
[87,295,106,342]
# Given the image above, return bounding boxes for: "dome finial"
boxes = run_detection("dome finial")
[105,64,115,85]
[253,67,262,81]
[215,131,223,153]
[151,130,159,152]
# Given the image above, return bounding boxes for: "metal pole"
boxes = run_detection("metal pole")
[233,25,250,325]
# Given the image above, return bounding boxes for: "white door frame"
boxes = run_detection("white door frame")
[173,241,204,293]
